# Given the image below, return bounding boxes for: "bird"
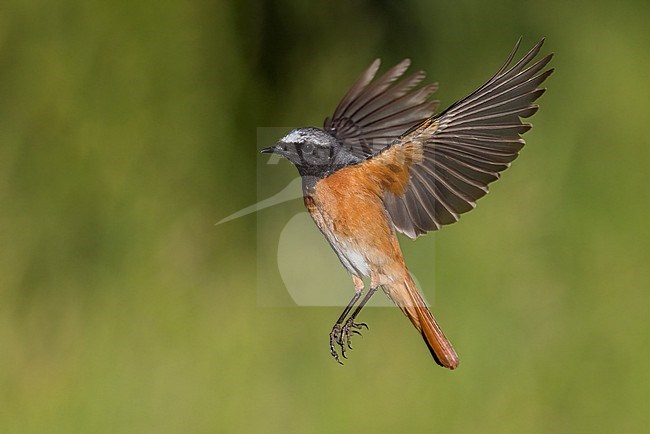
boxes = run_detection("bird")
[260,38,553,369]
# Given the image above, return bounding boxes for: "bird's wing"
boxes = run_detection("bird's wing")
[374,38,554,239]
[324,59,439,160]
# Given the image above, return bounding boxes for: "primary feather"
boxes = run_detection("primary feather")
[325,38,554,239]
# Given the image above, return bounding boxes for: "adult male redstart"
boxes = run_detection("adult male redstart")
[261,38,553,369]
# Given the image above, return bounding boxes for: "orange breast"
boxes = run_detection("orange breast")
[304,155,413,278]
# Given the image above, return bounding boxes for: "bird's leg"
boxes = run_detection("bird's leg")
[341,286,377,351]
[330,276,364,364]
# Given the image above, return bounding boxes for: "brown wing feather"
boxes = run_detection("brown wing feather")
[324,59,439,159]
[382,38,554,238]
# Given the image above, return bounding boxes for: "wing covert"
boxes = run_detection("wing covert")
[324,59,439,160]
[382,38,554,238]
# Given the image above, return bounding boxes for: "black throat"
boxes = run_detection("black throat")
[296,162,349,179]
[299,146,366,194]
[298,162,350,194]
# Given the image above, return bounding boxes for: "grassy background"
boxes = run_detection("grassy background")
[1,0,649,432]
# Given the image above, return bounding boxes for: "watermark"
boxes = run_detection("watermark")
[216,127,435,307]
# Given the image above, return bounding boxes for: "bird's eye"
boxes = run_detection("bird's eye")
[302,143,314,154]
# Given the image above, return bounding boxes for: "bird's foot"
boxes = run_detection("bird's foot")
[341,317,368,351]
[329,323,344,364]
[329,318,368,364]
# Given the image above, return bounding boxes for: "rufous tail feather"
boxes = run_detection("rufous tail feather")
[384,275,459,369]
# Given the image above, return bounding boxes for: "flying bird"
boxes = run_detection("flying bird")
[261,38,553,369]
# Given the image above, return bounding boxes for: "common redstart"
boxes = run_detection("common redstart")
[261,38,553,369]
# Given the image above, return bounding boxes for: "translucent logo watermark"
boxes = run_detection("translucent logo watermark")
[216,127,435,307]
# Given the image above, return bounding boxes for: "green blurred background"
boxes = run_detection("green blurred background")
[1,0,649,432]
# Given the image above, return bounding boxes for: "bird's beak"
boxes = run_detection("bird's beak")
[260,142,286,155]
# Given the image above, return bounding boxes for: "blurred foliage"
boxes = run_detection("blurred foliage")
[0,0,649,432]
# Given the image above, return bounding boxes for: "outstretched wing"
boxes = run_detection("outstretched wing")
[324,59,439,159]
[381,38,554,239]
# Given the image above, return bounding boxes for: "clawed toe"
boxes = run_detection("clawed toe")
[329,318,370,363]
[342,318,366,349]
[329,324,344,365]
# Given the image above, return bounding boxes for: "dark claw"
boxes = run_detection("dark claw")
[343,318,368,351]
[335,327,347,358]
[337,330,348,359]
[345,332,354,350]
[329,318,371,363]
[329,324,344,365]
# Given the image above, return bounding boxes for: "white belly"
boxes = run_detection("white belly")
[307,203,371,277]
[331,238,371,278]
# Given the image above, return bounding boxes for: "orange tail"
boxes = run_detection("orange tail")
[384,275,459,369]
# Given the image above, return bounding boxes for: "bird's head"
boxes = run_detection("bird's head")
[260,127,363,178]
